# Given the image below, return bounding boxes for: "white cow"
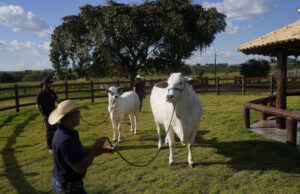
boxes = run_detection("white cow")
[107,87,140,142]
[150,73,202,168]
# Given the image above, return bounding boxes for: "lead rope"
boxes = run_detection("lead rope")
[80,100,115,126]
[104,104,176,167]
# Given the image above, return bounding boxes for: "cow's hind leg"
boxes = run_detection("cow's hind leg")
[129,114,134,133]
[133,112,138,135]
[188,129,198,168]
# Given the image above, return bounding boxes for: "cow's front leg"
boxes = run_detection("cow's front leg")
[111,118,117,142]
[118,119,123,143]
[166,128,175,166]
[156,122,163,149]
[188,144,195,168]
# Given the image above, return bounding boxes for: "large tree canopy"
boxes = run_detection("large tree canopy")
[50,0,226,83]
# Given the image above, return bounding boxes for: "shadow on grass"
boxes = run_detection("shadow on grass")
[194,130,300,174]
[0,113,17,131]
[1,113,50,193]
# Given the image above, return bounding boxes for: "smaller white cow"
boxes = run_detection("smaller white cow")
[107,87,140,142]
[150,73,202,167]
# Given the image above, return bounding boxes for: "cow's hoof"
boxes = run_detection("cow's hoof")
[134,132,137,135]
[118,139,122,143]
[169,162,175,166]
[130,129,134,132]
[189,163,196,168]
[112,138,116,142]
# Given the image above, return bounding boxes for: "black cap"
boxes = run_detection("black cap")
[42,76,54,84]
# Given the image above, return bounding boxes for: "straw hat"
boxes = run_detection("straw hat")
[136,75,144,79]
[48,100,79,125]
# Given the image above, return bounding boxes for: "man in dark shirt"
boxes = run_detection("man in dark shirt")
[36,76,59,153]
[49,100,116,193]
[133,75,145,112]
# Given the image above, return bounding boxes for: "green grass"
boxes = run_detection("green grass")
[0,93,300,193]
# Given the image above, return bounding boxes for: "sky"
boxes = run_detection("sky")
[0,0,299,71]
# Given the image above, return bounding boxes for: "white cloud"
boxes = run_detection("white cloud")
[185,47,270,65]
[203,0,275,34]
[0,40,50,54]
[0,57,52,71]
[203,0,275,21]
[225,20,240,34]
[0,5,52,37]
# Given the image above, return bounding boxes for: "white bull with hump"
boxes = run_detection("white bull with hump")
[107,87,140,142]
[150,73,202,167]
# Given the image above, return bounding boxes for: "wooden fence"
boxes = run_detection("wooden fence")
[243,92,300,146]
[0,76,300,112]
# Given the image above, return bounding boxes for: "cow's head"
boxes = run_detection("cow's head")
[106,87,120,101]
[156,73,195,103]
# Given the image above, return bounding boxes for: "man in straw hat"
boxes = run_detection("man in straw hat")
[49,100,116,194]
[133,74,145,112]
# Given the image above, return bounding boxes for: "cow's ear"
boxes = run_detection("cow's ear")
[186,78,198,85]
[156,81,168,88]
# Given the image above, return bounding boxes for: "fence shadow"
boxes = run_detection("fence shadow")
[1,113,50,193]
[193,130,300,174]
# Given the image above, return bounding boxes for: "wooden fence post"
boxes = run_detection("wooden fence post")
[243,107,250,128]
[242,76,245,95]
[286,117,297,146]
[65,81,68,100]
[216,77,219,95]
[260,102,267,121]
[91,80,94,103]
[117,79,120,87]
[270,75,274,95]
[14,84,19,112]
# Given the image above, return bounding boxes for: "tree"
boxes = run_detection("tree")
[240,59,270,77]
[0,73,16,83]
[50,0,226,84]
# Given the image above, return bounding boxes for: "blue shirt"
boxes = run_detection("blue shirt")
[52,124,85,184]
[36,89,57,117]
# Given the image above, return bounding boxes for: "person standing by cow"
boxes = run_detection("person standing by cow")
[133,75,145,112]
[36,76,59,153]
[48,100,117,193]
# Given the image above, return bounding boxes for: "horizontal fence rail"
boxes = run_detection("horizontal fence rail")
[0,76,300,112]
[243,92,300,146]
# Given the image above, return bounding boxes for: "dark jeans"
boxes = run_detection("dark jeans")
[44,120,57,149]
[137,93,144,112]
[52,177,87,194]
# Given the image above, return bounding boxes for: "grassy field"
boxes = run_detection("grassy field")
[0,93,300,193]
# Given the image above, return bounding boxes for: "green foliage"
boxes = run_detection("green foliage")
[22,71,54,82]
[0,72,16,83]
[240,59,270,77]
[50,0,226,84]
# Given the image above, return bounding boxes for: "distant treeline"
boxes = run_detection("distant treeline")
[0,70,55,83]
[0,57,299,83]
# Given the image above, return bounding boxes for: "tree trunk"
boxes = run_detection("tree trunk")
[130,72,137,87]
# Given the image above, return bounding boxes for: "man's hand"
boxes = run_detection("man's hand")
[93,137,107,155]
[103,144,117,154]
[42,115,48,121]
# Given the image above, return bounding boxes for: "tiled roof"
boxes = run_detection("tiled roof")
[237,20,300,56]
